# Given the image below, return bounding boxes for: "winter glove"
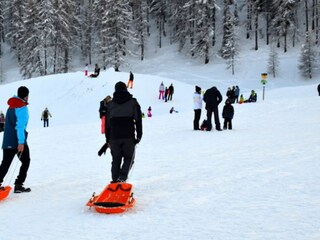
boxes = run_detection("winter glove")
[98,143,108,156]
[134,138,141,145]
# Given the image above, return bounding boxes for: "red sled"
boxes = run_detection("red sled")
[0,186,12,201]
[86,182,135,214]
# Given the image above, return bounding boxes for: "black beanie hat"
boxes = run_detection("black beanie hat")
[17,86,29,99]
[115,81,127,92]
[195,86,201,93]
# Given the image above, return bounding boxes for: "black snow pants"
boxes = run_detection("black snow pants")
[193,109,201,130]
[0,145,30,185]
[206,107,221,131]
[110,138,135,182]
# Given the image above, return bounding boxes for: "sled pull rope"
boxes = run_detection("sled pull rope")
[5,152,22,185]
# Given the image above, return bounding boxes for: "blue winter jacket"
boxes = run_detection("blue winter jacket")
[2,96,29,149]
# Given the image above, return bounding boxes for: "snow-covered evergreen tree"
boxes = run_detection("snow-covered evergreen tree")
[4,0,24,61]
[132,0,148,61]
[267,40,279,78]
[19,0,43,79]
[190,0,214,64]
[150,0,167,48]
[271,0,299,52]
[81,0,94,65]
[98,0,135,71]
[299,31,317,79]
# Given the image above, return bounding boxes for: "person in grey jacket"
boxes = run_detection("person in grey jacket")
[106,82,142,183]
[203,86,223,131]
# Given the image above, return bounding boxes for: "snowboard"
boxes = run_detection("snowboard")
[0,186,12,201]
[86,182,135,214]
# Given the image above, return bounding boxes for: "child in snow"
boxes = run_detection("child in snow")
[222,99,234,130]
[147,106,152,117]
[169,107,178,114]
[159,82,165,100]
[85,64,88,76]
[239,94,244,104]
[89,64,100,78]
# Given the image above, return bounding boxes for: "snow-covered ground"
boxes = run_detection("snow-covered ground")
[0,45,320,240]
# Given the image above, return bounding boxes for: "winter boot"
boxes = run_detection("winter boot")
[14,184,31,193]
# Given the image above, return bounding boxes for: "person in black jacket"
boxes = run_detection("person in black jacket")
[222,99,234,130]
[203,86,223,131]
[318,84,320,96]
[89,64,100,78]
[106,81,143,183]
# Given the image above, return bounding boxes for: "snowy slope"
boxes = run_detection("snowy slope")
[0,46,320,240]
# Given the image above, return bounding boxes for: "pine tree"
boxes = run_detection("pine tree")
[150,0,167,48]
[98,0,135,71]
[190,0,214,64]
[267,40,279,78]
[299,31,317,79]
[132,0,148,61]
[19,0,43,78]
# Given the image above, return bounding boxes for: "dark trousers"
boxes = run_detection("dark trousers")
[0,145,30,185]
[110,138,135,182]
[206,107,221,131]
[43,119,49,127]
[223,118,232,130]
[194,109,201,130]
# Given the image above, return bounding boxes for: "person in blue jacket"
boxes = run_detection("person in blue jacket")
[0,86,31,193]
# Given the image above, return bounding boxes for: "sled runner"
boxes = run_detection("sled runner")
[86,182,135,214]
[0,186,12,201]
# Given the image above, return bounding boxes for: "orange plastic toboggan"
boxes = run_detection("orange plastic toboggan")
[0,186,12,201]
[86,182,135,214]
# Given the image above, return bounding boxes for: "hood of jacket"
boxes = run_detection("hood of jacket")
[7,96,28,109]
[112,91,133,104]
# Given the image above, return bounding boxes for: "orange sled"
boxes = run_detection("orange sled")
[0,186,12,201]
[86,182,135,214]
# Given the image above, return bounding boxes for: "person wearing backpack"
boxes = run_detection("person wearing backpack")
[41,107,52,127]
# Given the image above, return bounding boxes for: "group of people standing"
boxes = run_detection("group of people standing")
[194,85,234,131]
[158,82,174,102]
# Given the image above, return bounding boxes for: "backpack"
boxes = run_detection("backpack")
[43,110,48,119]
[200,120,208,131]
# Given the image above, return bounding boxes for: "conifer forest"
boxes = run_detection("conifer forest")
[0,0,319,79]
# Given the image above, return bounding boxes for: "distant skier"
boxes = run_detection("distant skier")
[41,107,52,127]
[127,71,134,89]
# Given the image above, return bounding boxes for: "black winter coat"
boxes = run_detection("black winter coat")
[106,91,142,142]
[203,87,223,109]
[222,104,234,119]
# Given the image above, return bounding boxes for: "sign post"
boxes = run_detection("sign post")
[261,73,268,100]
